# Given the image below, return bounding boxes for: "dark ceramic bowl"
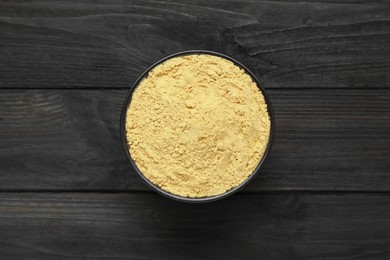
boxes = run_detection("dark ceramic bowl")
[120,50,274,203]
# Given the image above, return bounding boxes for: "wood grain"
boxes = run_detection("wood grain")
[1,89,389,191]
[0,0,389,89]
[0,192,389,259]
[0,1,389,259]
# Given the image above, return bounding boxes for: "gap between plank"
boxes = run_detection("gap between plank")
[0,190,389,195]
[0,87,389,91]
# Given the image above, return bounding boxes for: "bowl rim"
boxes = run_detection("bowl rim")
[120,50,275,203]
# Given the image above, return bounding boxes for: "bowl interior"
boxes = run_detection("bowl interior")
[120,50,275,203]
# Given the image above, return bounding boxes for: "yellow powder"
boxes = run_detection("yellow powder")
[125,54,271,198]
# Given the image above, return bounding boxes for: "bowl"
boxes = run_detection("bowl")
[120,50,274,203]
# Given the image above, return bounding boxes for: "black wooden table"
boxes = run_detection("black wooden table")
[1,0,390,259]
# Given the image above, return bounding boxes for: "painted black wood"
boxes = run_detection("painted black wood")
[0,193,389,259]
[0,89,389,191]
[0,1,389,259]
[0,0,389,89]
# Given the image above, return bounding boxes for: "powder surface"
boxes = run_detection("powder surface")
[125,54,271,198]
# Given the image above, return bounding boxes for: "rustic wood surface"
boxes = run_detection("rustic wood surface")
[1,0,389,89]
[0,0,389,259]
[0,89,389,191]
[1,193,390,260]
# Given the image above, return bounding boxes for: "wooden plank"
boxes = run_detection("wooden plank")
[1,89,389,191]
[0,0,389,89]
[0,192,389,259]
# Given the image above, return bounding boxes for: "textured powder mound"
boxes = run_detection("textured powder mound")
[126,54,271,198]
